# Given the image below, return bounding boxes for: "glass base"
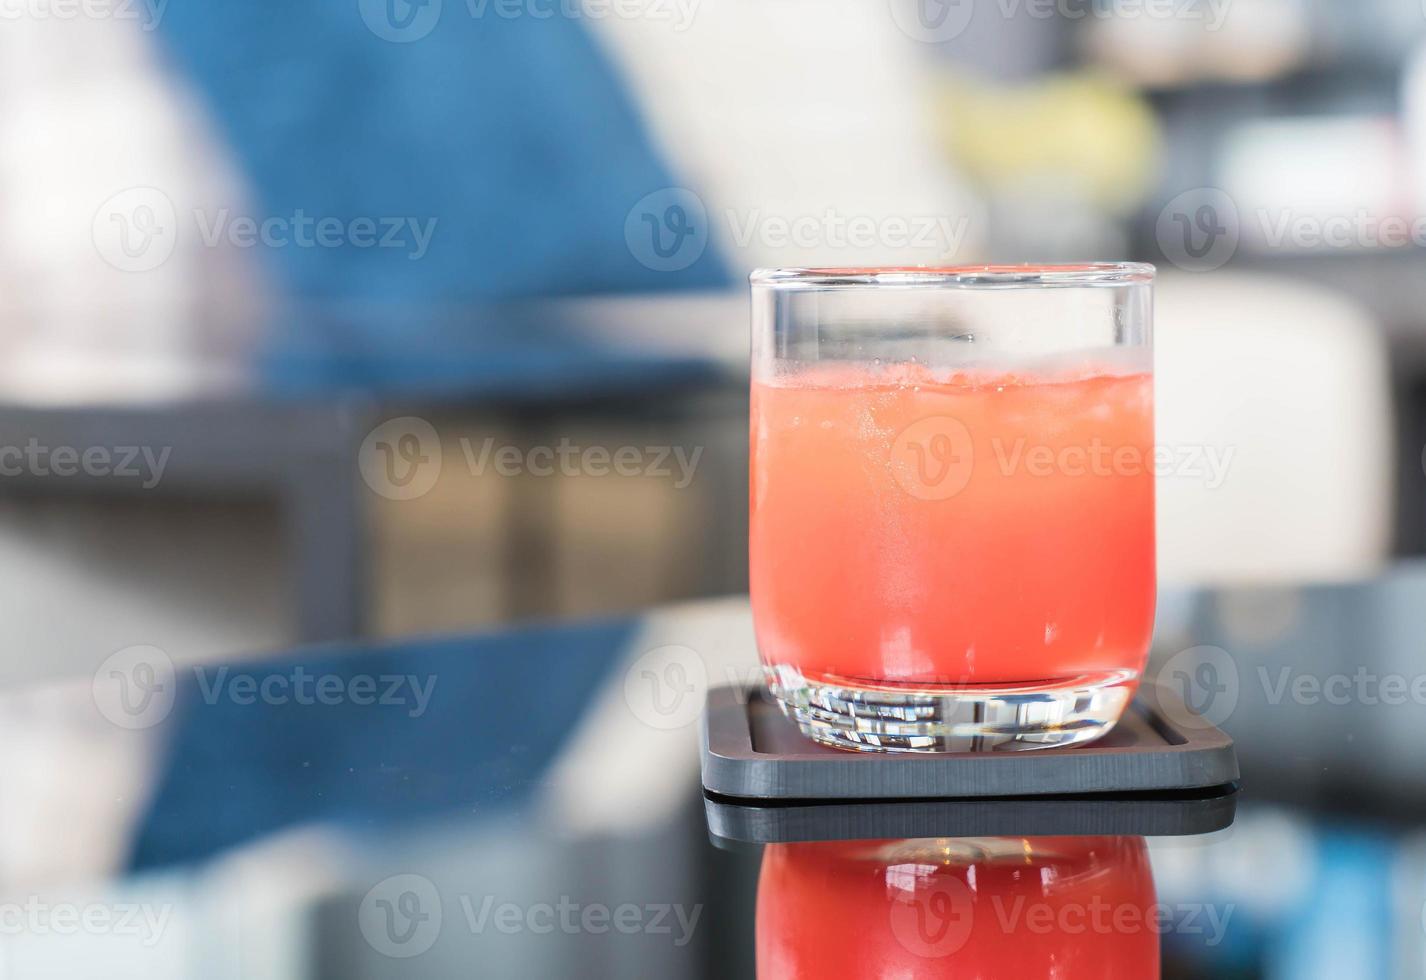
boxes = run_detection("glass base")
[765,665,1137,753]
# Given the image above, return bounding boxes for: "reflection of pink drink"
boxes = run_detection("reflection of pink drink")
[751,364,1155,690]
[757,837,1160,978]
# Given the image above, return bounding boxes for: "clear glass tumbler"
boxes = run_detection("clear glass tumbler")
[749,264,1155,751]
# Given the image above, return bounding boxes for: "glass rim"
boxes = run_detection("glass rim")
[750,263,1156,290]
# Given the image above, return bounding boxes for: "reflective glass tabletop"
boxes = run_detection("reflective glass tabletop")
[8,569,1426,977]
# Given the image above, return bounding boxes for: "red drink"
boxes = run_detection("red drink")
[750,264,1156,750]
[750,364,1155,690]
[756,837,1160,979]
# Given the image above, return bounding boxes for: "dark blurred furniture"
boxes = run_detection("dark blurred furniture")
[0,298,745,644]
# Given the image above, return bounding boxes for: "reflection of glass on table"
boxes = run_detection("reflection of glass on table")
[757,836,1159,978]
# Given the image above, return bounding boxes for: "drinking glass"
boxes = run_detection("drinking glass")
[750,264,1155,751]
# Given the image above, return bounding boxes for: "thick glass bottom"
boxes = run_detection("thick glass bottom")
[764,664,1137,753]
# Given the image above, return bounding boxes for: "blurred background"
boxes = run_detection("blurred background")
[5,0,1426,976]
[9,0,1423,675]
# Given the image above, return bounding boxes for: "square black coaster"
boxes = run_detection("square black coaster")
[704,786,1239,848]
[700,683,1238,802]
